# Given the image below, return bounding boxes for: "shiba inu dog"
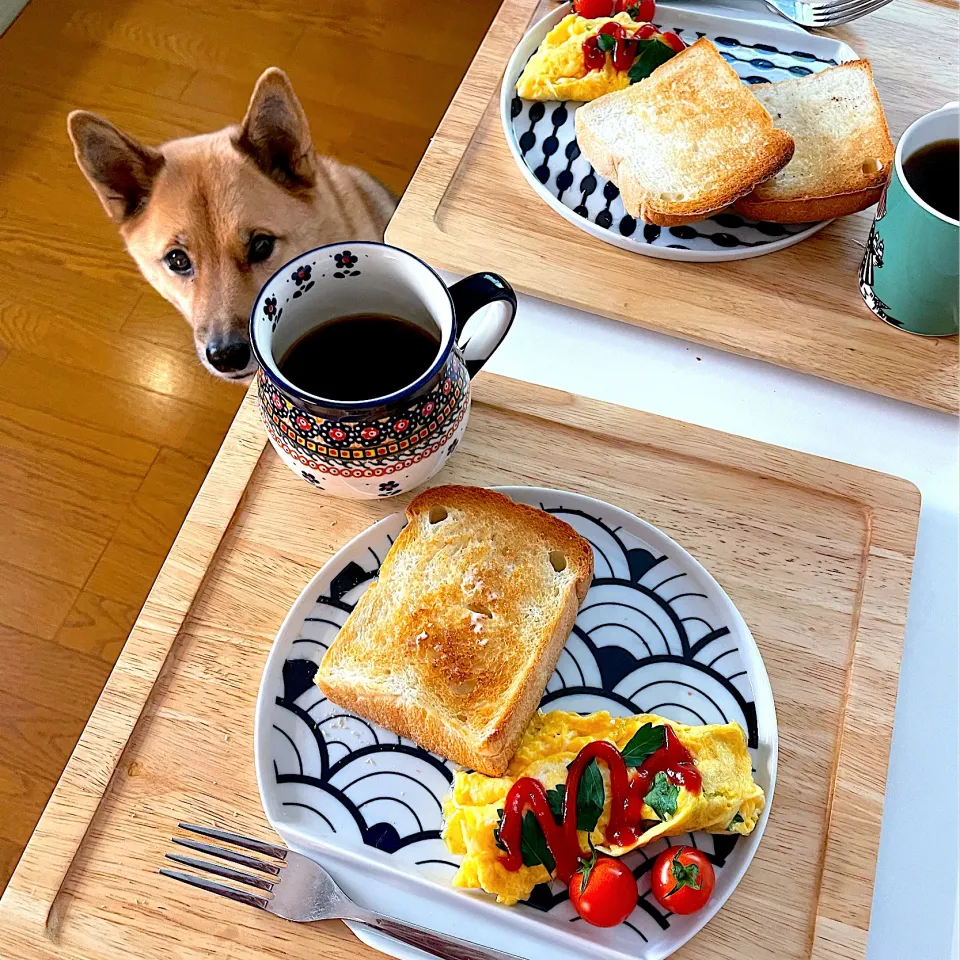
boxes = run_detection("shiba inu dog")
[68,68,396,381]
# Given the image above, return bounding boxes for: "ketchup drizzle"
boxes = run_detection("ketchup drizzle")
[582,34,606,72]
[581,22,657,75]
[498,725,701,879]
[497,778,580,883]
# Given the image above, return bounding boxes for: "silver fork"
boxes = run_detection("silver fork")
[761,0,893,28]
[161,823,524,960]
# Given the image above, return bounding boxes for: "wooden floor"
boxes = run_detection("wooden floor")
[0,0,500,893]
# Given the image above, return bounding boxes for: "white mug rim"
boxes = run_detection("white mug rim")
[895,102,959,228]
[249,241,457,411]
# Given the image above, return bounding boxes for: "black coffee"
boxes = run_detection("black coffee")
[279,313,440,401]
[902,138,959,221]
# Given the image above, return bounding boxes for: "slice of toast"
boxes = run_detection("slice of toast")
[735,60,894,223]
[574,38,795,225]
[315,485,594,775]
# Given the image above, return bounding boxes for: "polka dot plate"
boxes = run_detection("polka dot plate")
[500,2,859,262]
[254,486,777,960]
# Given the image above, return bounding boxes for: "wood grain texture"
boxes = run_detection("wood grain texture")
[386,0,960,413]
[0,374,919,960]
[0,0,500,895]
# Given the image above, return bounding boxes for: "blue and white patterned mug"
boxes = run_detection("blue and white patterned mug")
[250,242,516,499]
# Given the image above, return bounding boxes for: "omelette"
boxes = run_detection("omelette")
[442,710,764,905]
[516,13,642,102]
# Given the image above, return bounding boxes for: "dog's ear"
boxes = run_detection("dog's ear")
[234,67,316,192]
[67,111,164,224]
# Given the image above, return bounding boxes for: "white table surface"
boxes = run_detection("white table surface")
[447,273,959,960]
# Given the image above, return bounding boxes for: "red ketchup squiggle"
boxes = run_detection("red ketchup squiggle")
[633,724,702,795]
[581,22,662,75]
[582,34,606,71]
[498,725,701,880]
[496,778,580,883]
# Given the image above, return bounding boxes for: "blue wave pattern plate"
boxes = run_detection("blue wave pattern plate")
[255,487,777,960]
[501,3,859,262]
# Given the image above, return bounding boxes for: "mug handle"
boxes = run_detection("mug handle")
[448,273,517,378]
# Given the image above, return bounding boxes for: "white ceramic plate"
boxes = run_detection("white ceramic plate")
[500,2,859,262]
[254,487,777,960]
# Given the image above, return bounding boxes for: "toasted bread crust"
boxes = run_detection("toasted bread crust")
[735,61,894,223]
[316,485,593,775]
[735,184,885,223]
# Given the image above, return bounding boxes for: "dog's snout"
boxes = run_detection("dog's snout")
[205,337,251,374]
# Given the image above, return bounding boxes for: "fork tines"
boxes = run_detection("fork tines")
[175,823,288,860]
[773,0,893,27]
[160,823,286,911]
[810,0,893,25]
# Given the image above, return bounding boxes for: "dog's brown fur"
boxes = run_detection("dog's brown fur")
[68,68,396,381]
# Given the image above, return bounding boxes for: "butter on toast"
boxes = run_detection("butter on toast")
[315,485,594,776]
[574,38,795,225]
[734,60,894,223]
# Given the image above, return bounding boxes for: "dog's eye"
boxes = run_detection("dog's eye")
[164,249,193,275]
[248,234,276,264]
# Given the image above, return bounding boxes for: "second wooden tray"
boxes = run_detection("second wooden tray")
[0,375,919,960]
[386,0,959,413]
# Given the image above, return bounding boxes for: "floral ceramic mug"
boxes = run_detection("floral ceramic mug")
[250,242,516,499]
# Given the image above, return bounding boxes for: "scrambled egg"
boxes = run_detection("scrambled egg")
[442,710,764,904]
[516,13,640,101]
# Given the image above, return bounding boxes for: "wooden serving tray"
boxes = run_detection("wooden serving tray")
[0,375,919,960]
[386,0,959,413]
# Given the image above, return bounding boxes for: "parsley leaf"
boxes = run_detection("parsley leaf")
[644,771,680,822]
[627,38,677,83]
[576,759,605,833]
[545,785,565,823]
[520,810,555,873]
[596,32,616,52]
[621,723,666,768]
[728,812,745,830]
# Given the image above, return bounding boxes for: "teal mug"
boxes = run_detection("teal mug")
[859,102,959,336]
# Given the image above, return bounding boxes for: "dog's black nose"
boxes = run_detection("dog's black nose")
[205,338,251,374]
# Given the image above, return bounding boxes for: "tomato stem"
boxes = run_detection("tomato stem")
[667,848,702,896]
[578,835,599,895]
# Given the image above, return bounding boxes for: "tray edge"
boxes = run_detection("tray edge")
[0,386,270,939]
[0,374,922,960]
[385,0,958,415]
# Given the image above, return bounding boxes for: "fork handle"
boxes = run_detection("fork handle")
[352,915,526,960]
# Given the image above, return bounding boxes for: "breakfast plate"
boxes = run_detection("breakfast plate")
[254,487,777,960]
[501,2,859,262]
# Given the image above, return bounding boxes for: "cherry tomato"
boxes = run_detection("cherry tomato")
[634,22,658,39]
[637,0,657,19]
[650,846,715,915]
[574,0,616,17]
[569,855,638,928]
[659,30,686,52]
[615,0,656,20]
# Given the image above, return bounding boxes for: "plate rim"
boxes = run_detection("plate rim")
[254,485,779,960]
[498,1,860,262]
